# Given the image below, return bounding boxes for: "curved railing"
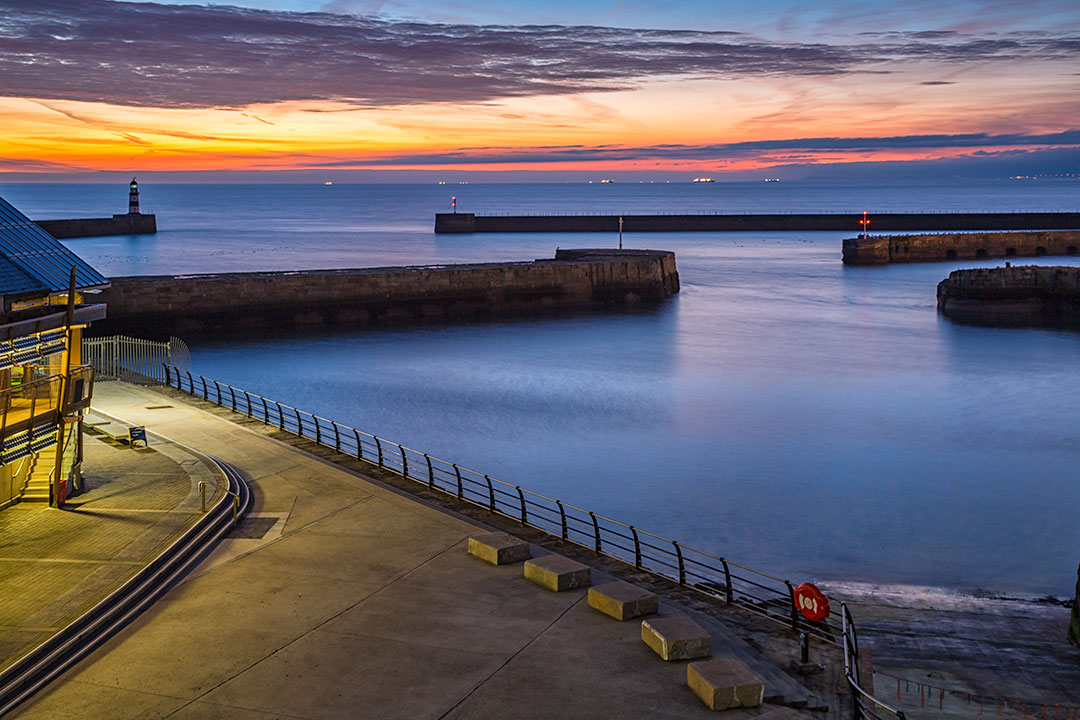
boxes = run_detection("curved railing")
[842,603,906,720]
[164,365,916,714]
[163,365,842,642]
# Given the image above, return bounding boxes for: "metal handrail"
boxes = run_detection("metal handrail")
[164,364,845,642]
[162,365,917,720]
[842,603,906,720]
[197,480,240,526]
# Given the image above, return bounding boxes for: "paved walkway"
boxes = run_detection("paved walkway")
[10,382,822,719]
[0,425,218,674]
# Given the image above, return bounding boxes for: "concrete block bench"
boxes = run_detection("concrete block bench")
[587,580,658,621]
[687,658,764,710]
[641,616,711,660]
[89,421,134,443]
[523,554,591,592]
[468,532,531,565]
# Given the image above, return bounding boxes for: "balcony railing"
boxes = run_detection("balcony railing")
[0,365,94,440]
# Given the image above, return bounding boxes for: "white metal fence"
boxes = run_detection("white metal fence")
[82,335,189,382]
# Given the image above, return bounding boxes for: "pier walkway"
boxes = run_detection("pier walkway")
[0,429,217,677]
[9,383,828,719]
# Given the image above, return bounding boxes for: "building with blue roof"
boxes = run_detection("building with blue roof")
[0,194,109,509]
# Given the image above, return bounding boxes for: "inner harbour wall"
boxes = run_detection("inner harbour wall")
[843,230,1080,265]
[937,265,1080,327]
[90,249,679,338]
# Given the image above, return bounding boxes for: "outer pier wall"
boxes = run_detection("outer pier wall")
[35,213,156,239]
[435,212,1080,234]
[937,265,1080,327]
[91,249,679,338]
[844,230,1080,265]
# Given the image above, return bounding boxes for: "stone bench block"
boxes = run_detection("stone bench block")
[468,532,531,565]
[687,658,764,710]
[641,616,711,660]
[587,580,658,621]
[523,554,591,592]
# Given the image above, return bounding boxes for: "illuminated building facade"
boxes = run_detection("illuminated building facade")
[0,195,109,509]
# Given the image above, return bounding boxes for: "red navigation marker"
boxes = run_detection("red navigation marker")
[794,582,830,622]
[859,211,871,237]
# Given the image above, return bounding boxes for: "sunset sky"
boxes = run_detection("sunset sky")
[1,0,1078,181]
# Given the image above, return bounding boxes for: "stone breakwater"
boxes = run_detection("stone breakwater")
[90,248,679,338]
[34,213,156,239]
[936,266,1080,328]
[436,212,1080,234]
[843,230,1080,265]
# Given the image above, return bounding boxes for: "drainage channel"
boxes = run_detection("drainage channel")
[0,455,252,715]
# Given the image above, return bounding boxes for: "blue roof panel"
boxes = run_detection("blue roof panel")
[0,195,110,295]
[0,255,45,295]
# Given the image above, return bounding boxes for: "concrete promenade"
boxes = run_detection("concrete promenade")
[0,426,219,674]
[9,382,826,719]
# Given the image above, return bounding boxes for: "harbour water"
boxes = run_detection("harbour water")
[5,180,1079,596]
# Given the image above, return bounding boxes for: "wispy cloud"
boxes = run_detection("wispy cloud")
[0,0,1076,109]
[318,130,1080,165]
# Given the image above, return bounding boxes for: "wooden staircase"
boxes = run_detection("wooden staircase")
[19,446,56,503]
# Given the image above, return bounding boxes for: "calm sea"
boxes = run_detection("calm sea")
[5,180,1079,596]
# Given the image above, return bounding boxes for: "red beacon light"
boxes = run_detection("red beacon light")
[859,211,871,238]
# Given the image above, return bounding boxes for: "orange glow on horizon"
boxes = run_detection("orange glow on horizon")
[2,57,1077,176]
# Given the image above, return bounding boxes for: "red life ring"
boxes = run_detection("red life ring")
[794,582,830,622]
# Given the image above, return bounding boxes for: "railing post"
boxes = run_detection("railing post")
[453,464,463,499]
[720,558,734,604]
[314,416,322,445]
[261,396,269,423]
[294,408,303,436]
[333,422,341,451]
[516,486,527,525]
[557,500,567,539]
[589,512,601,553]
[353,429,363,460]
[375,437,383,467]
[185,370,194,394]
[274,401,284,429]
[785,581,800,632]
[400,446,408,478]
[673,541,686,585]
[630,526,641,569]
[229,386,236,410]
[243,391,253,417]
[425,454,434,489]
[484,474,495,511]
[214,380,221,404]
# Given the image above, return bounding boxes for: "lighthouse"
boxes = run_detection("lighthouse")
[128,178,140,214]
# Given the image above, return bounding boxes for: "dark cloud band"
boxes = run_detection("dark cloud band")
[327,131,1080,166]
[0,0,1076,109]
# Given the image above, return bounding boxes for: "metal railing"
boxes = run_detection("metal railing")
[0,365,92,467]
[163,365,843,642]
[83,335,189,383]
[842,603,906,720]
